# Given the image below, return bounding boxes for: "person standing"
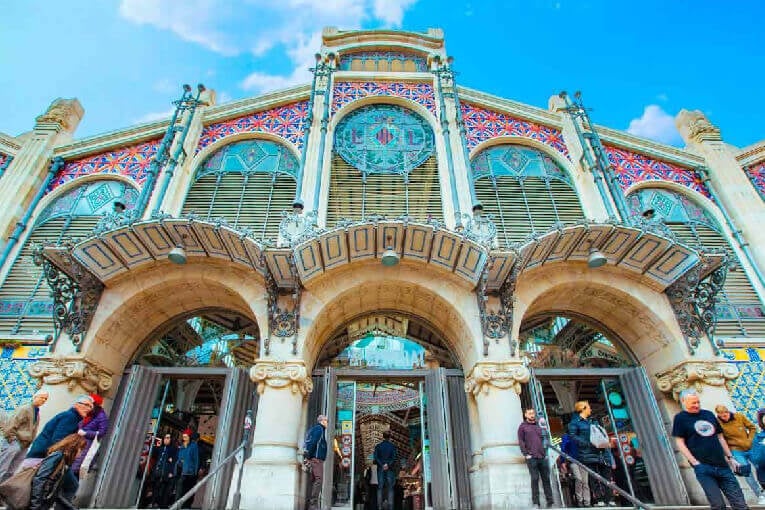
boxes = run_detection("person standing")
[374,430,397,510]
[176,429,199,509]
[518,408,554,508]
[715,404,761,500]
[0,389,48,481]
[672,390,748,510]
[71,393,109,479]
[364,460,379,510]
[150,433,178,508]
[568,401,615,507]
[304,414,328,510]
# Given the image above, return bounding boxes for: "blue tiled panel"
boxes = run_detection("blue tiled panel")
[0,347,48,413]
[721,348,765,425]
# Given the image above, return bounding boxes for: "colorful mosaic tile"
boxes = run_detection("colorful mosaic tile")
[605,146,709,198]
[49,139,161,193]
[331,81,436,116]
[196,101,309,154]
[0,152,12,172]
[745,161,765,199]
[460,102,569,159]
[720,347,765,424]
[338,51,428,72]
[0,345,48,413]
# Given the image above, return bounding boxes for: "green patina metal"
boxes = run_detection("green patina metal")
[471,144,571,184]
[196,139,299,181]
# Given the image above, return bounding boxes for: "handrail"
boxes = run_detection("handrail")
[548,443,653,510]
[169,409,253,510]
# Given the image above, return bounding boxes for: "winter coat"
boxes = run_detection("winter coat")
[26,408,81,459]
[0,403,39,447]
[177,441,199,476]
[718,412,757,451]
[757,409,765,431]
[152,443,179,480]
[568,414,608,465]
[70,407,109,474]
[29,450,76,510]
[304,424,327,461]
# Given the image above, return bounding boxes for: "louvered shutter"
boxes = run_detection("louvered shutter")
[326,154,442,227]
[0,216,100,336]
[181,172,296,243]
[474,176,583,247]
[667,223,765,337]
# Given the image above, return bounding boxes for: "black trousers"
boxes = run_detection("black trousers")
[526,457,553,506]
[586,463,613,504]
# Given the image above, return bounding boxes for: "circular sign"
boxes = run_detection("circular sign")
[625,455,635,465]
[608,392,623,406]
[341,457,351,468]
[334,104,435,175]
[342,446,351,456]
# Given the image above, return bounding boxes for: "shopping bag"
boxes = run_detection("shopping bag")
[79,434,100,478]
[0,465,37,510]
[589,423,611,449]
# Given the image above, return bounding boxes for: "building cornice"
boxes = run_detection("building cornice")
[0,132,20,154]
[322,27,444,50]
[54,124,167,160]
[736,140,765,167]
[595,125,705,168]
[458,86,563,129]
[202,84,311,125]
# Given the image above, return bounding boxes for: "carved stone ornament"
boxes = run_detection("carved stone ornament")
[464,361,531,396]
[655,360,739,401]
[28,356,113,393]
[34,98,83,130]
[250,360,313,396]
[676,109,722,143]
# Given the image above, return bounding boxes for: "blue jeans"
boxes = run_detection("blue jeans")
[693,463,748,510]
[377,468,395,510]
[731,450,762,496]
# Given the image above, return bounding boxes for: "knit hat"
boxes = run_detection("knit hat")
[183,428,193,436]
[90,393,104,407]
[75,394,94,405]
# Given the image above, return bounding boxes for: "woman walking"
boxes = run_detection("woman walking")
[30,434,87,510]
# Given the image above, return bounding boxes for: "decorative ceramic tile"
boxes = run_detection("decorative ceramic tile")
[0,152,12,173]
[49,139,161,193]
[331,81,436,115]
[720,347,765,424]
[605,146,710,198]
[338,51,428,72]
[460,102,569,159]
[746,161,765,199]
[0,346,48,413]
[197,101,309,154]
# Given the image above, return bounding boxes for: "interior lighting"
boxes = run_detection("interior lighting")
[381,235,399,267]
[587,245,607,269]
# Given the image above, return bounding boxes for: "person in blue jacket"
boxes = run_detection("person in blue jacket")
[176,429,199,509]
[304,414,328,510]
[567,401,615,507]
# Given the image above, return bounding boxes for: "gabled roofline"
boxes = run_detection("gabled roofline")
[0,132,21,155]
[736,140,765,166]
[322,27,444,50]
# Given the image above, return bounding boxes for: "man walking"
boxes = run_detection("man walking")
[716,404,762,501]
[0,389,48,481]
[304,414,328,510]
[374,430,397,510]
[673,390,748,510]
[518,408,554,508]
[150,433,178,508]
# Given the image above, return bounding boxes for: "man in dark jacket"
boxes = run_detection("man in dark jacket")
[518,408,553,508]
[26,395,93,509]
[304,414,328,510]
[374,430,397,510]
[150,433,179,508]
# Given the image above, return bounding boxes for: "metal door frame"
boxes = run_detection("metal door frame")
[529,366,689,506]
[92,366,249,508]
[315,368,464,509]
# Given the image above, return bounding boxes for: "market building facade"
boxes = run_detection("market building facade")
[0,27,764,509]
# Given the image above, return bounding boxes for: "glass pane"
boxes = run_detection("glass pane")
[332,380,356,507]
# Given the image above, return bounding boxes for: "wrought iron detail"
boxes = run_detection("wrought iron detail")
[459,212,497,247]
[666,253,729,355]
[278,209,322,247]
[264,259,301,355]
[32,243,104,350]
[475,256,517,356]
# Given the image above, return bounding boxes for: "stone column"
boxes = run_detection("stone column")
[241,359,312,509]
[0,99,84,262]
[27,355,114,424]
[655,359,741,505]
[464,361,531,510]
[676,109,765,279]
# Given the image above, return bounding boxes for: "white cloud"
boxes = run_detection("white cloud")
[656,93,669,102]
[119,0,420,94]
[134,108,174,124]
[627,105,683,145]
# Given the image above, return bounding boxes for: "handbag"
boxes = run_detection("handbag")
[0,466,37,510]
[589,423,611,449]
[79,433,100,478]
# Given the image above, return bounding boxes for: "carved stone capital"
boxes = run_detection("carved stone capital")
[34,98,84,132]
[465,361,530,396]
[676,109,722,144]
[28,356,113,393]
[250,359,313,396]
[656,360,739,400]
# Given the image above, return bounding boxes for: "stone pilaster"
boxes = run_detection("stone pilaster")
[0,99,84,261]
[27,355,113,424]
[464,361,533,510]
[241,359,311,510]
[676,109,765,278]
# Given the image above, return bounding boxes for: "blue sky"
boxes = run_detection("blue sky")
[1,1,763,148]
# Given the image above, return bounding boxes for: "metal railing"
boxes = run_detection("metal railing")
[169,410,253,510]
[548,443,652,509]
